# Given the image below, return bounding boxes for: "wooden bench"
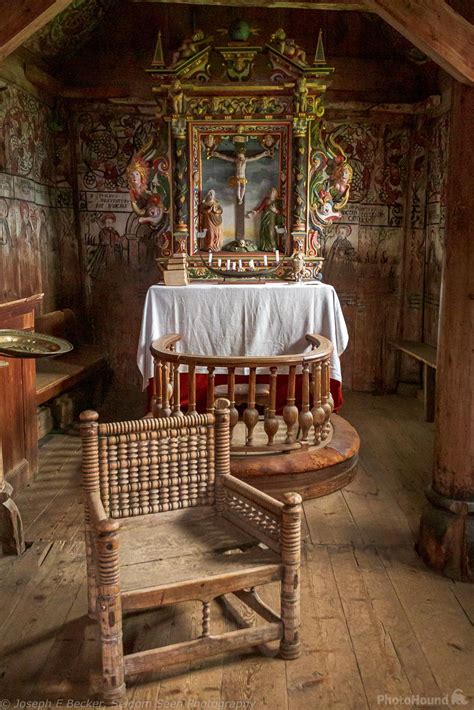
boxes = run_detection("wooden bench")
[35,309,108,409]
[389,339,437,422]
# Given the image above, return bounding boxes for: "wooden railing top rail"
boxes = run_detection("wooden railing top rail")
[151,333,333,368]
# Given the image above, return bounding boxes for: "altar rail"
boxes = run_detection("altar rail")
[150,334,334,455]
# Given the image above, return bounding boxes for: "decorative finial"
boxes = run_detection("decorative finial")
[313,29,326,65]
[152,30,165,67]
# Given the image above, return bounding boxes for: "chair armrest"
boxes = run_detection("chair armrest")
[222,475,284,516]
[86,491,116,533]
[220,475,283,552]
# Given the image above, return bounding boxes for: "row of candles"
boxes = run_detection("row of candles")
[208,251,280,270]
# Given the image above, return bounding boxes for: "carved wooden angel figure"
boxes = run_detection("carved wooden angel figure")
[294,77,309,114]
[168,80,185,115]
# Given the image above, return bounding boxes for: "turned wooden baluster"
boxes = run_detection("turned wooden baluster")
[243,367,259,446]
[227,367,239,439]
[152,358,162,416]
[214,398,231,515]
[264,366,279,445]
[172,362,183,416]
[283,366,299,444]
[321,360,332,440]
[298,362,313,442]
[311,361,325,444]
[188,363,196,413]
[206,366,215,414]
[161,362,172,417]
[201,601,211,637]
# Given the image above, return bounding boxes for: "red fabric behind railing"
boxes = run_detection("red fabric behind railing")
[147,374,343,414]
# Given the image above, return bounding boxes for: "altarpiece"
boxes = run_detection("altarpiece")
[127,21,352,281]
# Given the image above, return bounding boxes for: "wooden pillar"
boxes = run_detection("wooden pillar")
[417,82,474,582]
[291,117,309,253]
[171,117,188,250]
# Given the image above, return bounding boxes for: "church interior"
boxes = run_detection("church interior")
[0,0,472,707]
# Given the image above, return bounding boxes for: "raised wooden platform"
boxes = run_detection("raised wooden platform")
[231,414,359,500]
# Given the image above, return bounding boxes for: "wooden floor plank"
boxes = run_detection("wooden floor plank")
[379,544,474,701]
[305,544,369,709]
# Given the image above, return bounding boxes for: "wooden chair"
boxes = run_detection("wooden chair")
[80,399,302,703]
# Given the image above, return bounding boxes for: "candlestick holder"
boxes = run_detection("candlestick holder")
[199,254,282,280]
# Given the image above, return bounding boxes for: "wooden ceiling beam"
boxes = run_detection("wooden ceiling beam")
[128,0,367,9]
[0,1,75,63]
[364,0,474,85]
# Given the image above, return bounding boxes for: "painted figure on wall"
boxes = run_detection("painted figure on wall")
[325,224,356,283]
[0,199,12,247]
[199,190,224,251]
[87,213,124,277]
[246,187,284,251]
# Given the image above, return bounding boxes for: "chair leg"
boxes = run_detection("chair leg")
[84,517,98,619]
[96,521,126,703]
[279,492,302,660]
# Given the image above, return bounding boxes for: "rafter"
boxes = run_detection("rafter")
[0,1,75,63]
[128,0,367,8]
[364,0,474,85]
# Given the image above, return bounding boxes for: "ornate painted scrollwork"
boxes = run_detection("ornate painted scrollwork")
[309,124,353,227]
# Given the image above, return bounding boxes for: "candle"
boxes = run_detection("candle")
[226,259,230,270]
[217,258,222,268]
[275,250,280,263]
[264,255,268,266]
[238,259,243,270]
[232,261,237,271]
[208,252,212,265]
[249,259,254,269]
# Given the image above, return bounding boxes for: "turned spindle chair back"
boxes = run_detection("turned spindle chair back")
[93,412,216,518]
[80,400,303,704]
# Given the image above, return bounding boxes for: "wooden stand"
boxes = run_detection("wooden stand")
[0,436,25,556]
[417,83,474,582]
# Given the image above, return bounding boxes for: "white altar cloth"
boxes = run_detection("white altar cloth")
[137,282,348,388]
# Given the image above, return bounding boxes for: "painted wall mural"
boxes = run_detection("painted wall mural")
[73,106,171,395]
[315,121,411,391]
[0,83,81,312]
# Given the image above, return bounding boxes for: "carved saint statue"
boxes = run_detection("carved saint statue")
[199,189,224,251]
[246,186,284,251]
[209,146,271,204]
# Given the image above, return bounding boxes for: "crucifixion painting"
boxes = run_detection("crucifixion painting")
[201,133,279,244]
